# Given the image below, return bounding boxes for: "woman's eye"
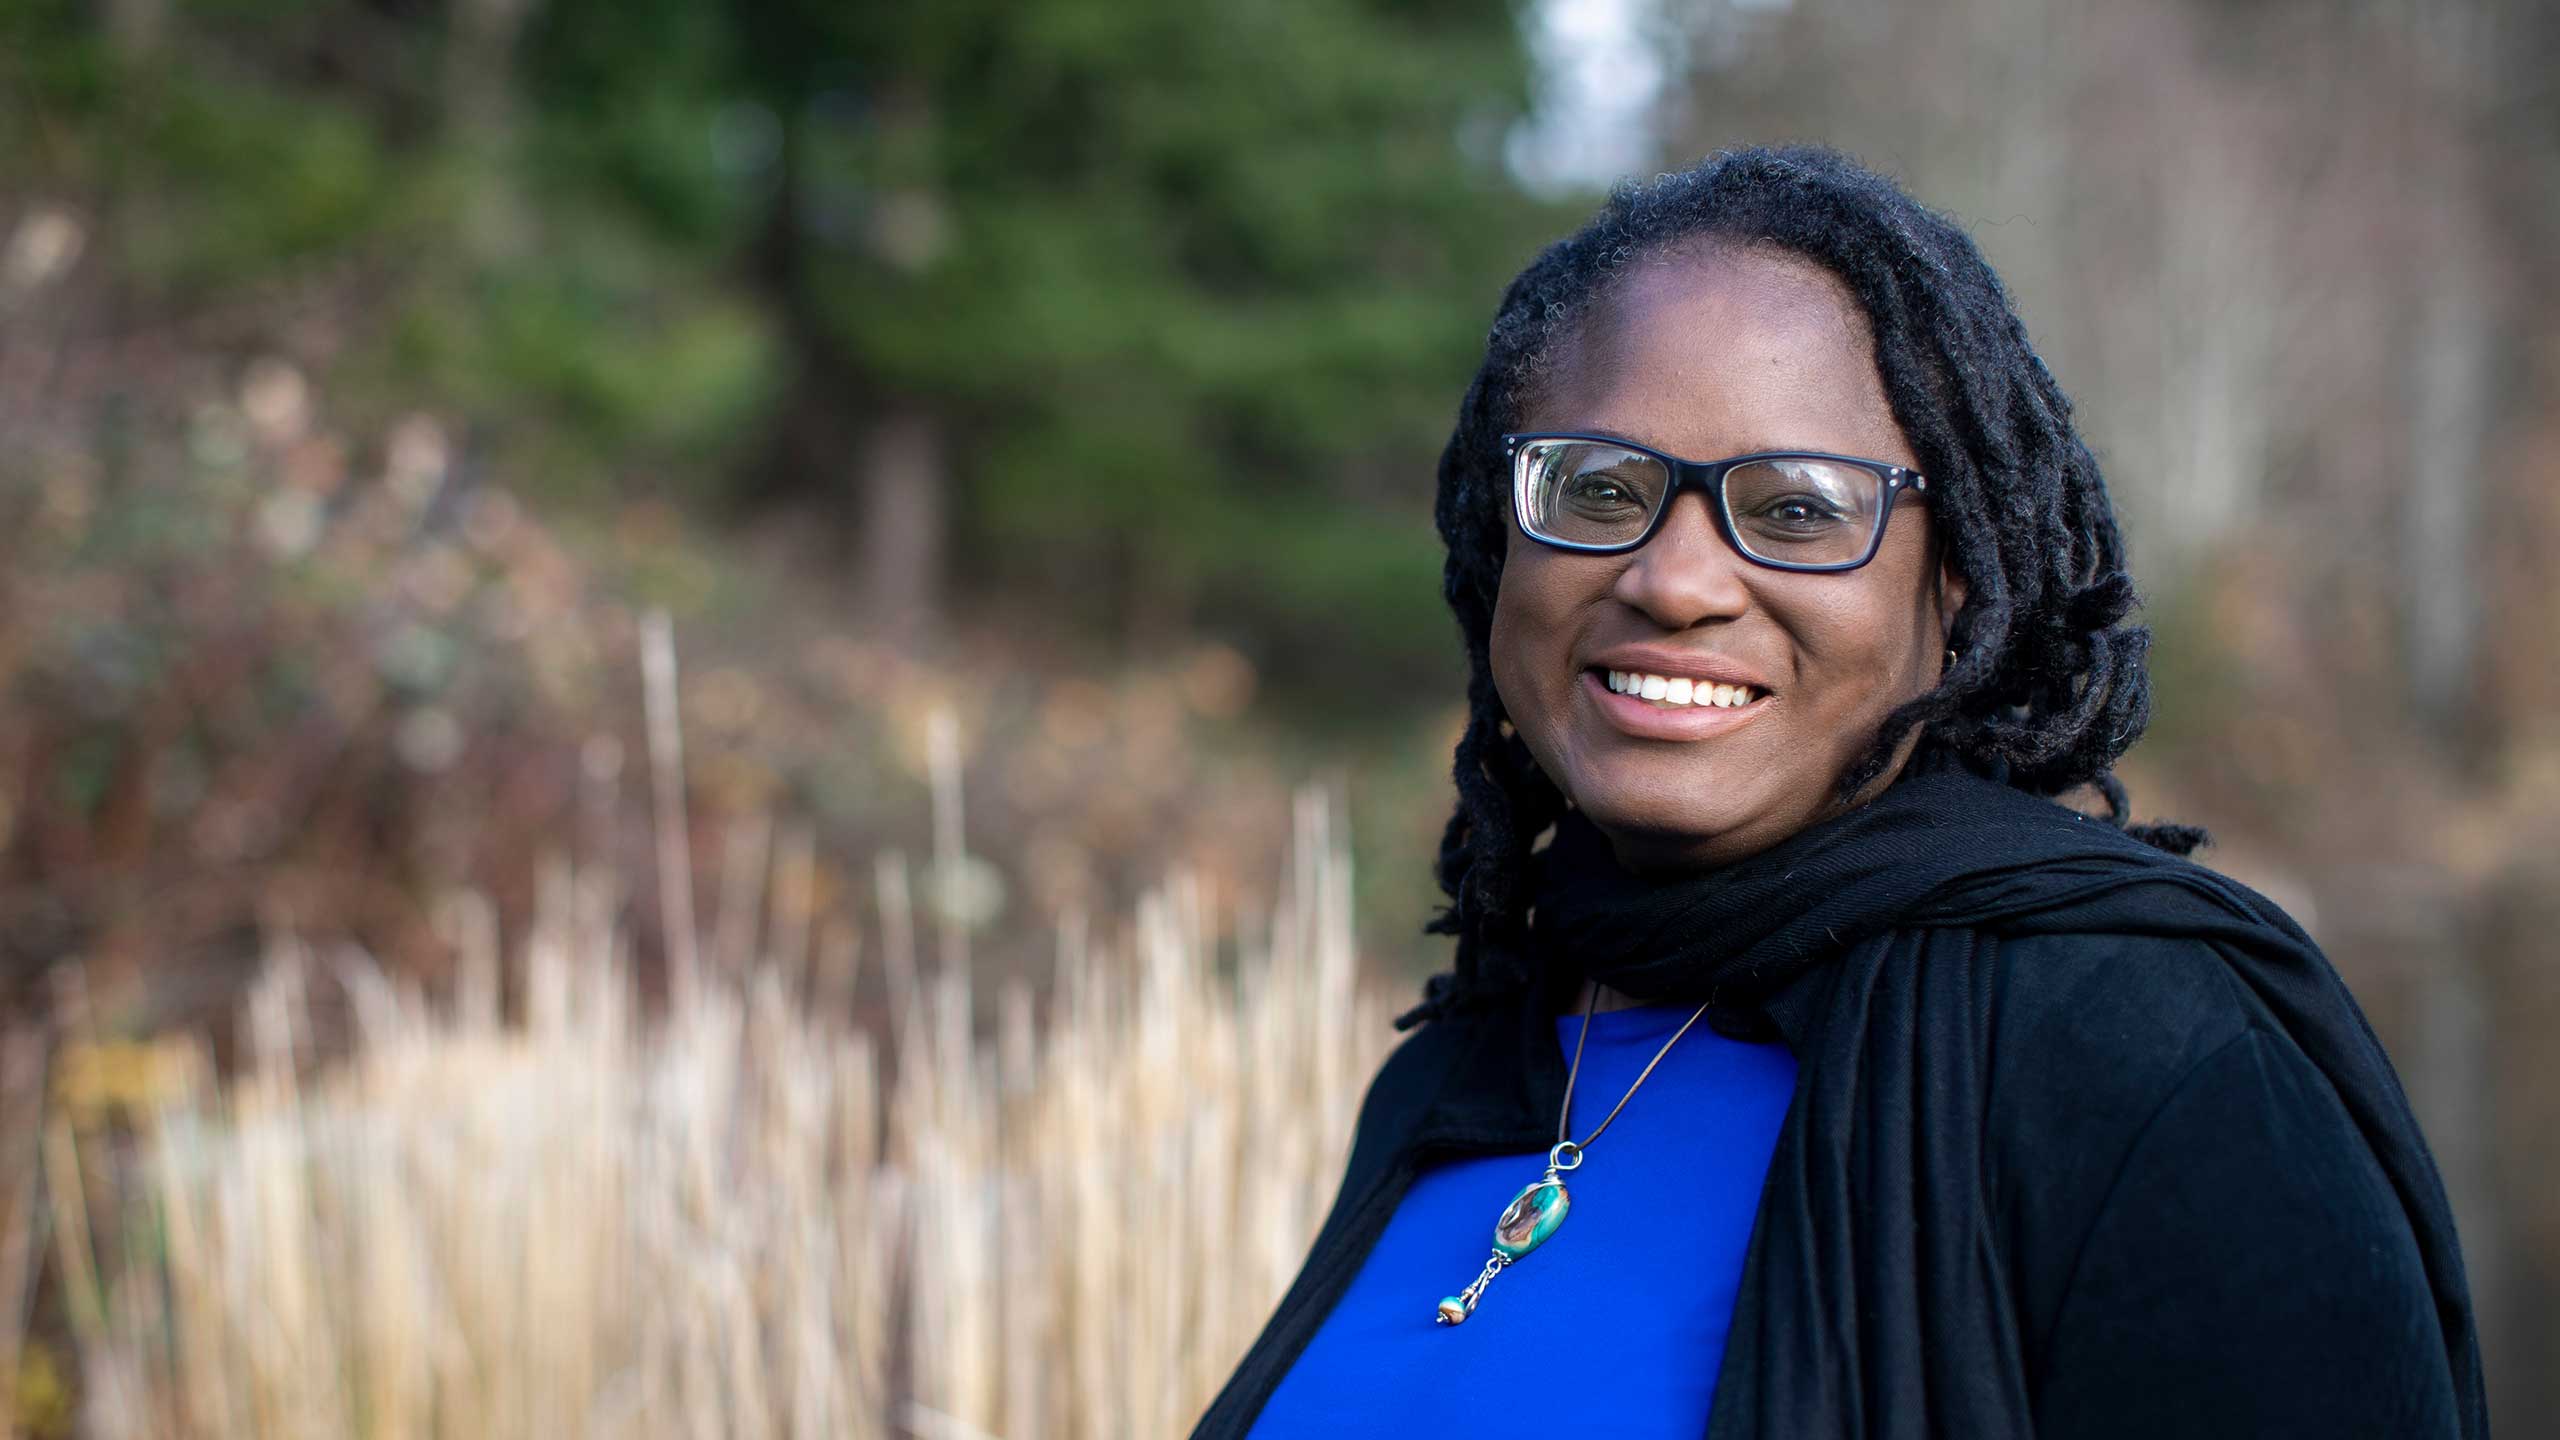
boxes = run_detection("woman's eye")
[1563,476,1642,511]
[1750,495,1846,529]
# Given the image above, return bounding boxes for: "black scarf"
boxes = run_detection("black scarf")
[1523,755,2488,1438]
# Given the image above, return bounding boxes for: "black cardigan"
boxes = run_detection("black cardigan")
[1192,922,2475,1436]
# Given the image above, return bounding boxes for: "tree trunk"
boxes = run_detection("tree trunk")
[738,83,949,641]
[446,0,537,261]
[104,0,165,60]
[2402,255,2489,749]
[857,410,946,642]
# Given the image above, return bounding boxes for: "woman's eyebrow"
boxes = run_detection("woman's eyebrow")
[1546,427,1817,460]
[1545,423,1657,450]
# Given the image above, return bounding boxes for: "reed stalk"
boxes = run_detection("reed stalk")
[34,713,1389,1438]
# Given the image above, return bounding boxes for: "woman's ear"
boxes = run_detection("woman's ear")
[1937,558,1971,653]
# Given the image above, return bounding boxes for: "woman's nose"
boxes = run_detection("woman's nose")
[1609,491,1751,627]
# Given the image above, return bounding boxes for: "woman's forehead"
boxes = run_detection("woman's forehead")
[1526,244,1911,466]
[1610,241,1871,340]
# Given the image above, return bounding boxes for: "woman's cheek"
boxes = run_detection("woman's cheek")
[1485,589,1551,753]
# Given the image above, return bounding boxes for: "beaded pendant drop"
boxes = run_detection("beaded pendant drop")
[1434,1142,1580,1325]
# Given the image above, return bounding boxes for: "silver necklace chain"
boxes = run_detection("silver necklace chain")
[1556,980,1717,1155]
[1433,979,1717,1327]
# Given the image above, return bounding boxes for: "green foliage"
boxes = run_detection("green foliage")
[387,231,779,490]
[5,0,1569,681]
[517,0,1567,654]
[118,75,388,289]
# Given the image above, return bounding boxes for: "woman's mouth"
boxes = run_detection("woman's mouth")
[1581,667,1771,740]
[1600,669,1764,709]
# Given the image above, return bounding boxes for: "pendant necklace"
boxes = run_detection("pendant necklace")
[1434,980,1715,1326]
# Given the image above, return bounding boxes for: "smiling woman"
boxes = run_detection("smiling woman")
[1492,245,1960,870]
[1192,148,2488,1439]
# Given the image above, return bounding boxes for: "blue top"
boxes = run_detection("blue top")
[1247,1001,1799,1437]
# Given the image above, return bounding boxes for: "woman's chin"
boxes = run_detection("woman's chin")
[1564,791,1776,874]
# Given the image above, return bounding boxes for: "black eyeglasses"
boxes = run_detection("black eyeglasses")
[1503,432,1929,572]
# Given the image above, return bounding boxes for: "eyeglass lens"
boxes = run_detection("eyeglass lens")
[1515,439,1887,566]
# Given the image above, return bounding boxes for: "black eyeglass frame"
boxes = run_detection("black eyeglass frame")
[1501,431,1931,573]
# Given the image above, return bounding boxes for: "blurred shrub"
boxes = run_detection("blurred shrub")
[0,338,1392,1030]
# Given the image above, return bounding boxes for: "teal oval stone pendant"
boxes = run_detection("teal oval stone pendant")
[1436,1146,1586,1326]
[1491,1178,1571,1258]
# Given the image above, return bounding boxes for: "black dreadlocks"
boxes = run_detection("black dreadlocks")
[1400,145,2203,1032]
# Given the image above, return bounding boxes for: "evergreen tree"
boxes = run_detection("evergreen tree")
[526,0,1559,651]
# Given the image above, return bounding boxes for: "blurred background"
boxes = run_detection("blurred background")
[2,0,2555,1433]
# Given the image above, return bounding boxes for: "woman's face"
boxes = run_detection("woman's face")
[1490,244,1964,874]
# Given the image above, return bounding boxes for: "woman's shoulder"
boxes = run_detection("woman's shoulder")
[1338,997,1494,1168]
[1344,975,1570,1167]
[1974,925,2384,1311]
[1975,924,2365,1198]
[1976,930,2292,1243]
[1974,927,2451,1421]
[1982,927,2279,1100]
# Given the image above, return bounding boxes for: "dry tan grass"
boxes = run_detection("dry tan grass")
[22,691,1392,1437]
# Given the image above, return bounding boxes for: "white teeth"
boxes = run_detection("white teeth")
[1599,669,1760,709]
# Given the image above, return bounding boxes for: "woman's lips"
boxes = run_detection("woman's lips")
[1581,668,1770,740]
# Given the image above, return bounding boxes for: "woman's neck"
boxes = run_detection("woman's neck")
[1573,977,1654,1014]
